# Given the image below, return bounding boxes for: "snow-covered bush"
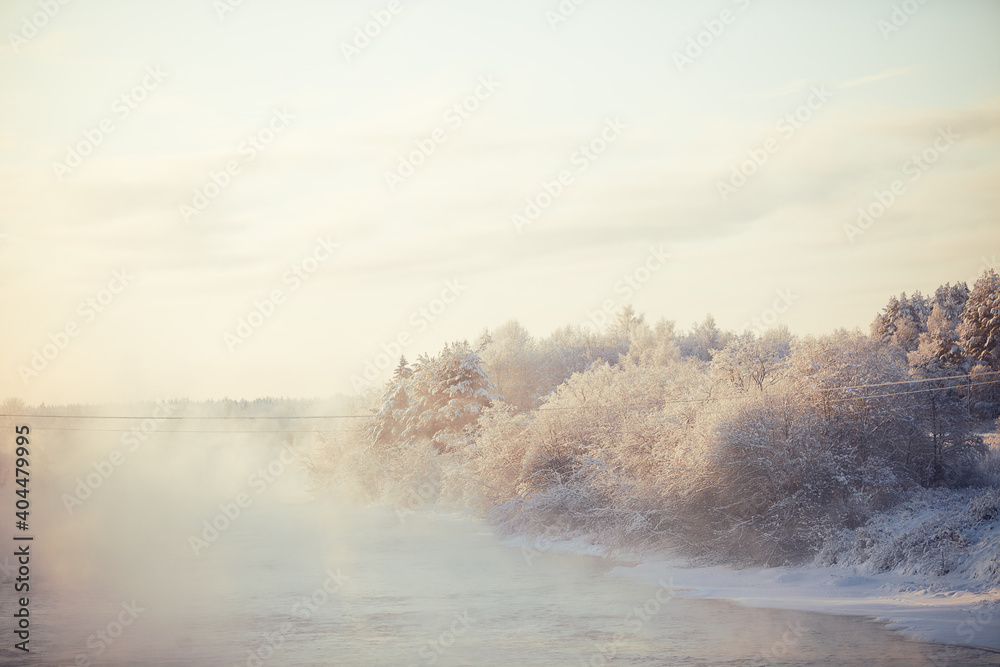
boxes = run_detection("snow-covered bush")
[311,275,1000,573]
[683,332,922,565]
[818,487,1000,586]
[457,357,716,551]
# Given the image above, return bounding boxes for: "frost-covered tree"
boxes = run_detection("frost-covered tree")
[404,341,498,452]
[393,356,413,381]
[710,327,792,394]
[534,324,623,395]
[958,269,1000,419]
[908,328,982,487]
[917,303,967,369]
[679,314,732,361]
[369,343,498,453]
[909,294,967,379]
[686,331,938,564]
[933,282,970,324]
[463,358,715,546]
[959,269,1000,369]
[369,357,413,446]
[871,291,931,352]
[324,272,1000,571]
[610,305,645,347]
[790,332,920,477]
[626,317,680,367]
[479,320,544,410]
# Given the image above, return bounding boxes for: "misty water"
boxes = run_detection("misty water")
[4,433,998,666]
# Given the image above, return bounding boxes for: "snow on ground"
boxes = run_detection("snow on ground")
[501,485,1000,652]
[611,559,999,651]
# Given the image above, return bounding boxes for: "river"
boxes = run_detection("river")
[2,434,998,666]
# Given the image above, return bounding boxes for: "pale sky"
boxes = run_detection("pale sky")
[1,0,998,404]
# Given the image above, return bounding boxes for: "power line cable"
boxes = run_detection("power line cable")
[3,372,998,430]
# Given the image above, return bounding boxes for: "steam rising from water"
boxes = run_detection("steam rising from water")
[1,421,997,665]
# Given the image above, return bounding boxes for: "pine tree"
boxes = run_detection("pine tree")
[392,356,413,381]
[680,314,729,361]
[871,291,931,352]
[959,269,1000,369]
[957,269,1000,419]
[371,343,498,453]
[370,357,412,446]
[933,282,970,323]
[912,303,967,371]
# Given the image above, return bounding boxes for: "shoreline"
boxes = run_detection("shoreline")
[612,559,1000,651]
[499,532,1000,652]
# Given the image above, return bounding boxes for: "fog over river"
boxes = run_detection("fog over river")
[2,433,997,666]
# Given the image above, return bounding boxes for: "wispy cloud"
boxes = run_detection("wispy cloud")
[836,66,917,90]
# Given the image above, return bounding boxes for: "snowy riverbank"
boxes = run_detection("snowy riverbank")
[611,559,999,652]
[501,485,1000,652]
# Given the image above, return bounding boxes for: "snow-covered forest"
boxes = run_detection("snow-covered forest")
[309,269,1000,576]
